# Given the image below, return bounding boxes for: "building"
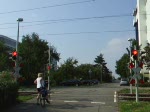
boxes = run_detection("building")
[0,35,16,50]
[133,0,150,78]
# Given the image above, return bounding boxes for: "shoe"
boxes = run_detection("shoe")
[46,99,50,104]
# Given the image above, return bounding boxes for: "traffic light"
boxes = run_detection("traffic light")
[12,51,18,61]
[132,50,138,60]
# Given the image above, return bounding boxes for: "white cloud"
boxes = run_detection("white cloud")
[101,38,129,78]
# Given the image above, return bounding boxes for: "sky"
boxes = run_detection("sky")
[0,0,137,78]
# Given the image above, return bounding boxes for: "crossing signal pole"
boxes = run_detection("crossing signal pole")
[133,45,139,102]
[48,44,51,91]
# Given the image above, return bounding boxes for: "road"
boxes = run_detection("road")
[4,82,127,112]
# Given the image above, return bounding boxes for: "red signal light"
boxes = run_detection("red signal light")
[12,51,18,56]
[132,50,138,60]
[132,50,138,55]
[12,51,18,60]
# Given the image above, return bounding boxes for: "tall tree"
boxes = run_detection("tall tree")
[115,53,130,78]
[94,53,105,65]
[18,33,60,81]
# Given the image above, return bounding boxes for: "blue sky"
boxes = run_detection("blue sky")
[0,0,137,78]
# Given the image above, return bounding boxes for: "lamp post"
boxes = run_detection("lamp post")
[128,38,133,94]
[100,63,106,83]
[15,18,23,79]
[100,64,103,83]
[89,69,92,80]
[16,18,23,52]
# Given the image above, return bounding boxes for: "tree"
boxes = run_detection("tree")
[94,53,105,65]
[143,44,150,69]
[94,53,111,82]
[115,53,130,78]
[18,32,60,82]
[0,41,12,71]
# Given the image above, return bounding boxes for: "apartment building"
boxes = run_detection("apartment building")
[133,0,150,78]
[0,35,16,50]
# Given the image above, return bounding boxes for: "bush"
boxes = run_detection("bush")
[0,71,19,109]
[139,82,150,87]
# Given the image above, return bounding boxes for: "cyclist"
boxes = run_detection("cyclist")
[34,73,50,104]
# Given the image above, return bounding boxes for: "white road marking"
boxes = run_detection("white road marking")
[114,91,117,102]
[64,100,79,103]
[91,102,105,104]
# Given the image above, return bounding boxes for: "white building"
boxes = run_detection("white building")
[133,0,150,78]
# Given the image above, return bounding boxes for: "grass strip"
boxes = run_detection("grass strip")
[119,101,150,112]
[17,95,34,102]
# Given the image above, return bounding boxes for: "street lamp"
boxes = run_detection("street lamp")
[16,18,23,52]
[15,18,23,78]
[89,69,92,80]
[100,63,107,83]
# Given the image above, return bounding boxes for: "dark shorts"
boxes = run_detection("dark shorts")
[37,88,41,93]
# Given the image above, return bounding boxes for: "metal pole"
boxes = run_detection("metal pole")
[134,45,139,102]
[15,21,20,80]
[48,44,51,90]
[101,64,103,83]
[129,41,133,94]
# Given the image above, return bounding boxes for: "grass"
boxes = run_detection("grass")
[119,101,150,112]
[118,88,150,112]
[17,95,34,102]
[19,85,36,91]
[118,88,150,94]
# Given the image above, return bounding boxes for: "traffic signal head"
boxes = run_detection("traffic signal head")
[132,50,138,60]
[12,51,18,60]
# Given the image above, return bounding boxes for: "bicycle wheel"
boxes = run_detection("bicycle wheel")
[40,95,45,107]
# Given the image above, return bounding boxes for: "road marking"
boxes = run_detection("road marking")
[64,100,79,103]
[91,102,105,104]
[114,91,117,102]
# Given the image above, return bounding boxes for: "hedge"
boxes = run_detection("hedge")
[0,71,19,109]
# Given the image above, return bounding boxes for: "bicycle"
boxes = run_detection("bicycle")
[39,88,47,107]
[39,87,51,107]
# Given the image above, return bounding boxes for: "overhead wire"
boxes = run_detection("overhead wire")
[0,0,94,15]
[0,14,134,29]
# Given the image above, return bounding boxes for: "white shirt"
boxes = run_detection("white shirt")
[36,77,44,88]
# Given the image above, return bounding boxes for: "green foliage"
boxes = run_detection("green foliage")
[18,33,60,82]
[0,71,19,109]
[0,41,12,71]
[94,53,105,64]
[144,44,150,69]
[115,53,130,78]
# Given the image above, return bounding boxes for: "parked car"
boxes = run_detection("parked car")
[81,79,99,85]
[91,79,99,85]
[120,78,129,86]
[60,79,81,86]
[80,80,92,85]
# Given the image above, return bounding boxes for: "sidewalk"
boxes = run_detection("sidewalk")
[3,97,49,112]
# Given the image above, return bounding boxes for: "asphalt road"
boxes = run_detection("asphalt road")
[4,81,127,112]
